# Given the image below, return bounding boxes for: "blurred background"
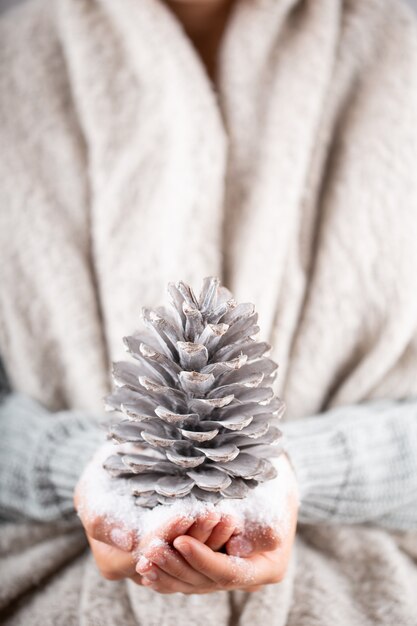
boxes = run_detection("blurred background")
[1,0,417,14]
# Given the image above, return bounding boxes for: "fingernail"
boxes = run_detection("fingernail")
[151,552,167,566]
[175,540,191,557]
[232,538,252,557]
[201,517,218,532]
[144,569,158,581]
[109,528,133,552]
[222,520,235,531]
[136,555,151,573]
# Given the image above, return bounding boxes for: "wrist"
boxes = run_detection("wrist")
[279,417,350,522]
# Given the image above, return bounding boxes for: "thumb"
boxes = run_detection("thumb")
[227,454,300,557]
[225,523,281,557]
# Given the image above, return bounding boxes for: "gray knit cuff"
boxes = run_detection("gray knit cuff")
[0,392,107,522]
[279,415,351,524]
[45,411,107,516]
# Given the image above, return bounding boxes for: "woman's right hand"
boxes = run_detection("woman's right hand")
[73,482,237,585]
[74,480,140,583]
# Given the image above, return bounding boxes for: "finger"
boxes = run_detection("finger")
[225,479,300,558]
[84,515,135,552]
[186,512,221,543]
[205,515,237,552]
[130,573,145,586]
[226,522,281,557]
[230,467,299,559]
[173,536,263,588]
[88,536,137,580]
[137,543,212,586]
[225,453,300,560]
[141,565,210,595]
[138,515,195,552]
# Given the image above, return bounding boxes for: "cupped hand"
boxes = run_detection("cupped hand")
[73,483,238,585]
[74,452,299,593]
[135,454,299,594]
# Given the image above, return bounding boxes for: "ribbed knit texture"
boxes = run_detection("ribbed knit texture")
[280,399,417,529]
[0,392,106,522]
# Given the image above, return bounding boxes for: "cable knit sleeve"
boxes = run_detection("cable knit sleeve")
[0,392,105,522]
[280,399,417,529]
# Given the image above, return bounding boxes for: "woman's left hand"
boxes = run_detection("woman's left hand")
[135,453,299,594]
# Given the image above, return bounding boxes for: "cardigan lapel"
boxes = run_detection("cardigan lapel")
[216,0,340,387]
[59,0,229,364]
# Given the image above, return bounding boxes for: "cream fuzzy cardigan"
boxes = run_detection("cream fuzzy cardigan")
[1,0,417,623]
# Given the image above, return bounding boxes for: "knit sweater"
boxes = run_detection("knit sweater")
[1,0,417,624]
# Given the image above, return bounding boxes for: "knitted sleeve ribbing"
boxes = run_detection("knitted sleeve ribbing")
[0,392,106,522]
[280,398,417,529]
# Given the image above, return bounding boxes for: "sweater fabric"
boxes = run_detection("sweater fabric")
[1,0,417,624]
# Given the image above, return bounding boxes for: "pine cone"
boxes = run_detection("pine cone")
[103,276,285,508]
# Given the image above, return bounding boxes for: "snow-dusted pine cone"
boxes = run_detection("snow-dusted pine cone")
[103,276,285,508]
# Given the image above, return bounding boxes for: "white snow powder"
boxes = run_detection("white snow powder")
[77,442,295,545]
